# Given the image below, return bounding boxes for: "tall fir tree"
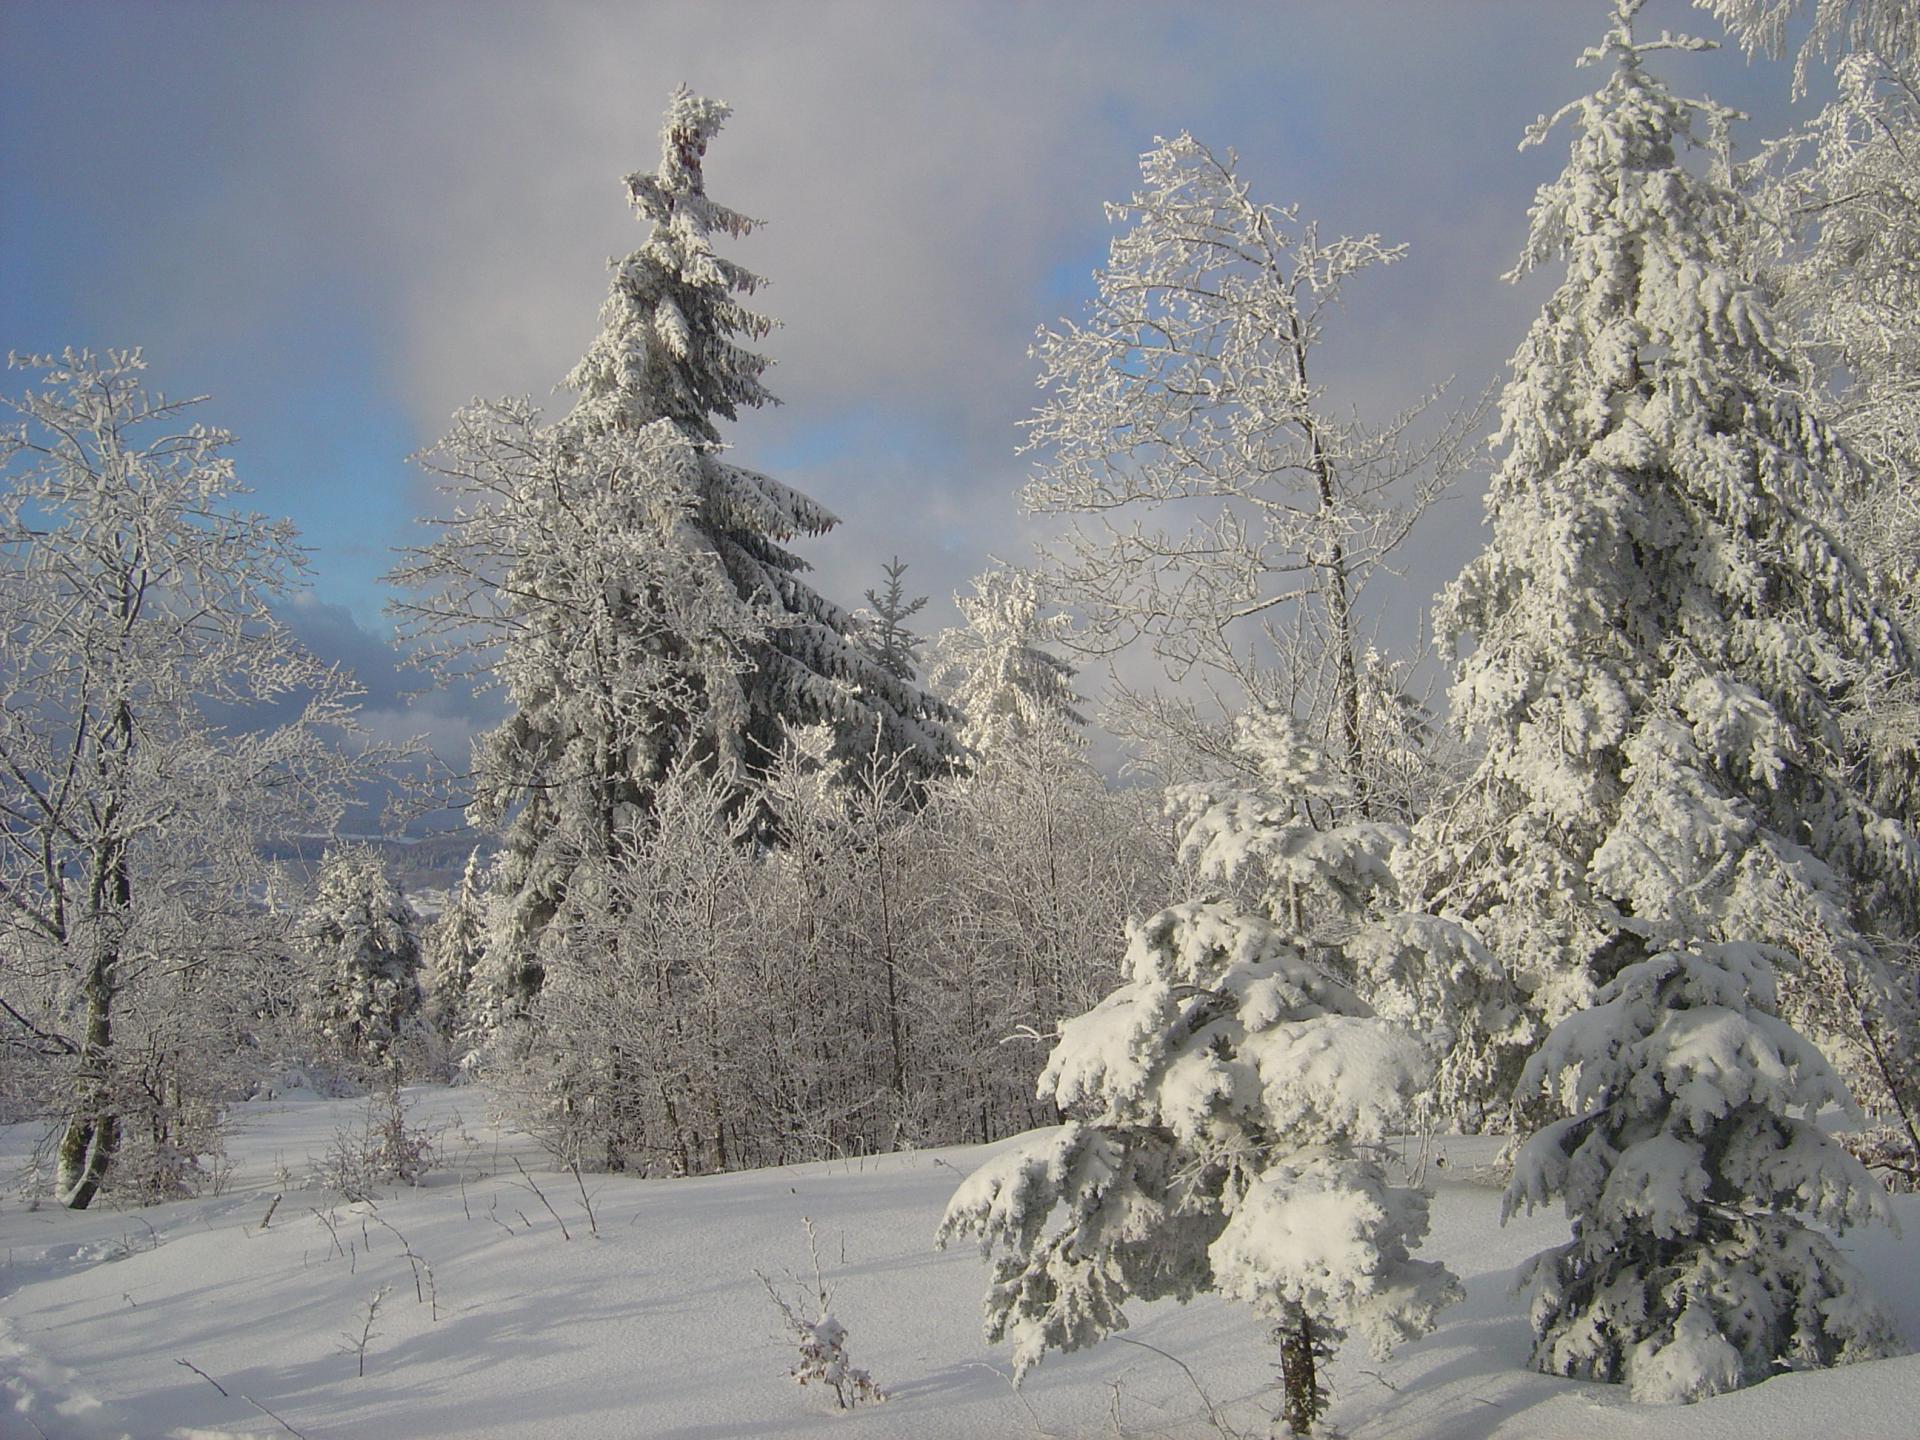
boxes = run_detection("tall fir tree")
[554,91,951,776]
[395,89,953,1012]
[1402,1,1920,1139]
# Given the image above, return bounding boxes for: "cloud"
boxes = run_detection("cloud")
[277,596,500,764]
[1,0,1811,759]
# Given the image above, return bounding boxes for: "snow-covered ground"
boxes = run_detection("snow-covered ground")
[2,1086,1916,1439]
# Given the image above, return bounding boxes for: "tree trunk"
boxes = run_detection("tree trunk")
[1278,1313,1326,1437]
[1288,314,1366,815]
[57,924,122,1209]
[605,1044,629,1173]
[873,826,908,1132]
[1324,543,1363,805]
[58,801,133,1212]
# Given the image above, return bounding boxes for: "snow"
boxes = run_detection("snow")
[3,1087,1917,1439]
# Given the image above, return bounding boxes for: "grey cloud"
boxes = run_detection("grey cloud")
[277,596,500,763]
[4,0,1812,754]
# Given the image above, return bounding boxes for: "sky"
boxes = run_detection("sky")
[0,0,1814,774]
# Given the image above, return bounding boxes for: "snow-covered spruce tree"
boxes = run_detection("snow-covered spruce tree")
[940,716,1457,1437]
[1504,941,1899,1401]
[1685,0,1920,1183]
[392,89,954,1020]
[0,350,387,1209]
[928,566,1084,760]
[423,847,489,1069]
[1180,708,1532,1138]
[1403,2,1920,1134]
[299,846,423,1074]
[1023,133,1476,794]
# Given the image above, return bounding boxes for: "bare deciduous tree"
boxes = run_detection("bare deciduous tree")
[0,349,390,1208]
[1024,133,1479,801]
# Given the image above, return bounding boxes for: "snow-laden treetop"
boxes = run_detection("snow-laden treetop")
[565,85,777,446]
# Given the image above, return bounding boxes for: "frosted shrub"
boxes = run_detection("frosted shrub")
[758,1218,884,1410]
[320,1083,435,1201]
[1505,943,1900,1402]
[787,1312,881,1410]
[111,1091,230,1204]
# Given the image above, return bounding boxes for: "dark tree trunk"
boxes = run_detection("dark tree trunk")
[1278,1313,1329,1437]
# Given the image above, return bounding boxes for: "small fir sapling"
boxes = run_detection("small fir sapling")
[424,847,490,1067]
[1182,708,1533,1135]
[858,556,930,683]
[1504,942,1900,1402]
[940,713,1458,1437]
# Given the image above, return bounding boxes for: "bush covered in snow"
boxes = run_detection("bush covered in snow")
[318,1081,437,1201]
[1505,942,1901,1402]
